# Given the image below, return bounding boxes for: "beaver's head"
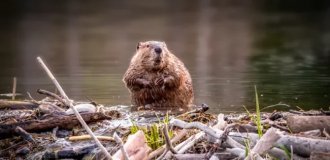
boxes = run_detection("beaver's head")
[135,41,169,71]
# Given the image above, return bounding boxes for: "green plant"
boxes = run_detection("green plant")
[129,112,173,150]
[130,120,139,134]
[244,139,251,157]
[145,124,163,150]
[255,85,263,138]
[243,105,252,116]
[163,112,173,138]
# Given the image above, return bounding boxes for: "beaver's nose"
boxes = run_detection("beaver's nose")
[154,47,162,54]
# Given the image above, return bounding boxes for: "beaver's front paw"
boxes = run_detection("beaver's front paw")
[154,77,164,86]
[163,76,175,88]
[135,78,151,89]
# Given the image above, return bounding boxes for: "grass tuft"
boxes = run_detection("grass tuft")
[255,85,263,138]
[129,112,173,150]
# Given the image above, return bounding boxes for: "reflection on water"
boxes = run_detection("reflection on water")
[0,0,329,113]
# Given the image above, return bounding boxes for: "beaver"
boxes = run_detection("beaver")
[123,41,194,111]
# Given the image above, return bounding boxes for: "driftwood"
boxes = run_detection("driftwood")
[245,128,281,160]
[0,111,120,139]
[277,134,330,157]
[0,100,39,110]
[287,116,330,133]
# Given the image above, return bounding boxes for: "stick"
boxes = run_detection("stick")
[36,57,112,159]
[170,119,219,138]
[156,125,177,160]
[164,124,177,154]
[0,100,39,110]
[12,77,17,100]
[68,135,115,141]
[114,132,130,160]
[245,128,280,160]
[37,89,67,106]
[14,126,35,143]
[147,129,188,160]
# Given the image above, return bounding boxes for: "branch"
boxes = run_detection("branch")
[36,57,112,159]
[114,132,130,160]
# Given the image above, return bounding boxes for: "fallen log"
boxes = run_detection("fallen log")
[0,110,120,139]
[0,100,39,110]
[245,128,281,160]
[287,116,330,133]
[277,134,330,157]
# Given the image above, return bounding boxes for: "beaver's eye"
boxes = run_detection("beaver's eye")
[136,42,141,50]
[146,45,150,48]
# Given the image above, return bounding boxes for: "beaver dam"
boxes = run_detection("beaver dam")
[0,57,330,160]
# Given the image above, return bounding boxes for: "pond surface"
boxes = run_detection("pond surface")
[0,1,329,113]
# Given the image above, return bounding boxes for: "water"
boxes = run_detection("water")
[0,1,329,113]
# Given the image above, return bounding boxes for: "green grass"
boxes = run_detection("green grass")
[255,85,263,138]
[130,120,139,134]
[244,139,251,157]
[129,112,173,150]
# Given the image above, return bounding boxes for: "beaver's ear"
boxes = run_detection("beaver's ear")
[162,41,167,47]
[136,42,141,50]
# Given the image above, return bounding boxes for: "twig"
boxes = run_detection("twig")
[52,126,58,140]
[37,89,67,106]
[271,123,290,132]
[176,132,205,153]
[147,129,188,160]
[36,57,112,159]
[69,135,115,141]
[320,109,330,115]
[113,132,130,160]
[169,118,245,156]
[290,145,293,160]
[12,77,17,100]
[15,126,35,143]
[164,124,177,154]
[323,129,330,139]
[26,92,39,104]
[170,119,219,139]
[156,125,177,160]
[288,109,322,116]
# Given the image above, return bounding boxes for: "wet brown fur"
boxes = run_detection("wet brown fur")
[123,41,194,111]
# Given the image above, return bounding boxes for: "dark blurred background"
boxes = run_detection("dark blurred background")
[0,0,329,113]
